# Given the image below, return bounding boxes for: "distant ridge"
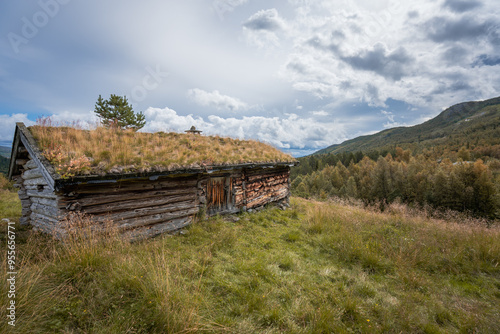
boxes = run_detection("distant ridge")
[315,96,500,155]
[0,146,10,159]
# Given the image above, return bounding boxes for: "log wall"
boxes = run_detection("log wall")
[60,175,199,241]
[14,154,291,240]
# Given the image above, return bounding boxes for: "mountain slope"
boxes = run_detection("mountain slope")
[0,146,10,159]
[0,156,9,175]
[316,96,500,155]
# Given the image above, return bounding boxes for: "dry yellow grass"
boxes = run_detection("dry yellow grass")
[29,125,295,177]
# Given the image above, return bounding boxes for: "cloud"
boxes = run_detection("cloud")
[381,110,408,128]
[341,44,414,81]
[471,54,500,67]
[142,107,346,152]
[442,45,470,64]
[425,16,496,43]
[242,8,288,49]
[443,0,483,13]
[0,114,33,145]
[187,88,249,112]
[310,110,328,116]
[243,9,286,31]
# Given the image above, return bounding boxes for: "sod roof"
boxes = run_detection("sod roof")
[28,125,296,178]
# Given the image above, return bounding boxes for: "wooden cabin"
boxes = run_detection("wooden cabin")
[8,123,296,240]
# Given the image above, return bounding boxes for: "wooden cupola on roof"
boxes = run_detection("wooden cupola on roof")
[185,126,202,134]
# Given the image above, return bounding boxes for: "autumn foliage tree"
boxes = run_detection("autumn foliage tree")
[292,149,499,219]
[94,94,146,131]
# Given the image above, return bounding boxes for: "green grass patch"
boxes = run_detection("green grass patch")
[0,197,499,333]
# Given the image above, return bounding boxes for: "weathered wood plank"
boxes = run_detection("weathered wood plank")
[245,179,288,191]
[92,200,197,222]
[246,188,288,208]
[246,184,288,200]
[16,159,29,166]
[65,177,197,194]
[123,216,193,241]
[116,207,198,230]
[77,193,196,214]
[60,187,196,208]
[245,169,288,179]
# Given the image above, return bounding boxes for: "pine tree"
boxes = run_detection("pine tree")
[94,94,146,131]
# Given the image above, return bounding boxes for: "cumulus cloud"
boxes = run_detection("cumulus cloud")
[142,107,346,152]
[341,44,414,81]
[310,110,328,116]
[425,16,495,43]
[471,54,500,67]
[381,110,407,128]
[187,88,249,112]
[443,0,483,13]
[242,8,287,48]
[274,0,500,110]
[0,114,33,145]
[243,9,286,31]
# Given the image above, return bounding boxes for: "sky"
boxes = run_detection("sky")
[0,0,499,156]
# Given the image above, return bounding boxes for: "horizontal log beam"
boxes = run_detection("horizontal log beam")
[123,216,193,242]
[245,169,289,179]
[117,207,198,230]
[78,193,196,214]
[16,159,29,166]
[246,185,288,200]
[65,177,197,194]
[246,188,288,209]
[92,200,197,223]
[60,187,196,208]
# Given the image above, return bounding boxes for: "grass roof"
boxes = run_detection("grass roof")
[28,125,295,178]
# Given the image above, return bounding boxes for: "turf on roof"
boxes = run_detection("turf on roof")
[29,126,295,178]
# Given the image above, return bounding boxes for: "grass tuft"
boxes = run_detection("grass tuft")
[29,124,295,177]
[0,192,498,333]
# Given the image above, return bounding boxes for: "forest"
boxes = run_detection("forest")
[292,147,500,219]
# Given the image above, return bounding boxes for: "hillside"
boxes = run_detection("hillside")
[0,155,9,175]
[0,146,10,158]
[316,96,500,155]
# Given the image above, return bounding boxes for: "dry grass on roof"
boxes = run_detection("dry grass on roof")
[29,125,295,178]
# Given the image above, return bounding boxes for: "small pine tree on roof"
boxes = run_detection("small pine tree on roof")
[94,94,146,131]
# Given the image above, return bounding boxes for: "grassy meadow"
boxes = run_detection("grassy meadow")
[0,178,499,333]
